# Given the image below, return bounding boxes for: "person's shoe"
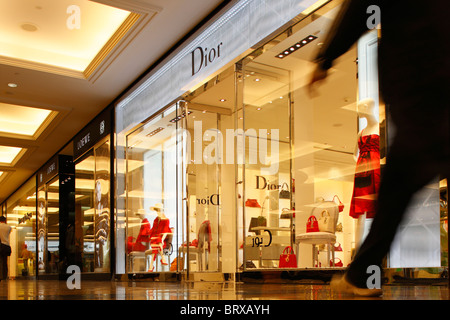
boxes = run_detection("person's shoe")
[330,274,382,297]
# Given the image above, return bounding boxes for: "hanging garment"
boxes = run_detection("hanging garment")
[349,134,381,219]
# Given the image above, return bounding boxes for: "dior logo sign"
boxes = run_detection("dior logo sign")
[255,176,280,190]
[196,194,220,206]
[191,42,223,76]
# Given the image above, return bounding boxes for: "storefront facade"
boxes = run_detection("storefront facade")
[0,0,447,283]
[114,0,447,281]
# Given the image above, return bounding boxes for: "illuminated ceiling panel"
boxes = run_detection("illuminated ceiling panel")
[0,0,132,73]
[0,146,23,165]
[0,102,55,138]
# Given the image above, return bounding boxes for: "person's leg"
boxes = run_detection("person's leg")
[346,98,450,288]
[346,143,436,288]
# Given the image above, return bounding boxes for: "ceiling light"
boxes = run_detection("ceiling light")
[219,98,226,102]
[21,23,38,32]
[7,83,18,88]
[0,146,23,164]
[256,107,262,111]
[276,35,318,59]
[254,78,261,82]
[146,127,164,137]
[169,111,192,123]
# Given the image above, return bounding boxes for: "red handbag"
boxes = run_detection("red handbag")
[333,195,344,212]
[245,199,261,208]
[331,258,343,267]
[279,246,297,268]
[306,216,319,232]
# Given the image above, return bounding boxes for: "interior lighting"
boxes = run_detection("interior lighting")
[276,35,317,59]
[146,127,164,137]
[169,111,192,123]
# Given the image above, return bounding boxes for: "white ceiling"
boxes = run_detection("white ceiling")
[0,0,229,203]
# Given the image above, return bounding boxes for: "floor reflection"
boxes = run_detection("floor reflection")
[0,279,448,300]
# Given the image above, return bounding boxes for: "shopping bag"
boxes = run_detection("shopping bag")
[279,246,297,268]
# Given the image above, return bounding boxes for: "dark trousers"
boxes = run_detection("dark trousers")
[0,253,7,280]
[346,87,450,288]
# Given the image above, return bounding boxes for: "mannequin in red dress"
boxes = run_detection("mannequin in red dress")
[147,203,172,271]
[130,212,151,252]
[349,98,380,249]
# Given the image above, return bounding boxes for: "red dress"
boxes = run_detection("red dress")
[349,134,381,219]
[131,218,152,252]
[150,217,172,252]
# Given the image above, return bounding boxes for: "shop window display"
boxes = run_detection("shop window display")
[238,2,379,270]
[74,139,111,273]
[125,104,182,274]
[5,178,37,278]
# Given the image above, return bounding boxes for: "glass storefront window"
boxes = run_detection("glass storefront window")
[125,104,183,274]
[115,0,447,277]
[239,0,375,270]
[75,139,111,273]
[5,178,37,278]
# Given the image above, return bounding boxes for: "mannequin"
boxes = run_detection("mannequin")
[130,210,151,253]
[349,98,380,249]
[147,203,172,271]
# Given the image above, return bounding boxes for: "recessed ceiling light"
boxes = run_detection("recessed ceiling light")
[254,78,261,82]
[7,83,18,88]
[257,107,262,111]
[276,35,317,59]
[219,98,226,102]
[21,23,38,32]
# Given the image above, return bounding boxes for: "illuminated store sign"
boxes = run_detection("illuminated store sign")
[117,0,319,132]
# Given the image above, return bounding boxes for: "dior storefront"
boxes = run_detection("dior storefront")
[114,0,448,282]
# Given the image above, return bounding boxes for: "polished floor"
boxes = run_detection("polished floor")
[0,278,448,301]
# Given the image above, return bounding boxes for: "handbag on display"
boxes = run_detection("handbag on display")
[279,183,291,199]
[318,210,334,233]
[306,216,319,232]
[331,258,343,267]
[279,246,297,268]
[333,195,345,212]
[245,199,261,208]
[334,242,343,251]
